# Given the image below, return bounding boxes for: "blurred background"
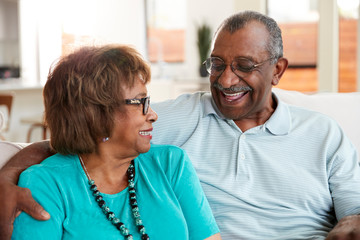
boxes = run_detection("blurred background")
[0,0,359,142]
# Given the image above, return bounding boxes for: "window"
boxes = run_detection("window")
[146,0,186,63]
[61,0,98,56]
[0,0,20,79]
[338,0,359,92]
[268,0,319,92]
[268,0,359,92]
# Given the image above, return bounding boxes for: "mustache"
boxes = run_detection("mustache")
[213,82,253,92]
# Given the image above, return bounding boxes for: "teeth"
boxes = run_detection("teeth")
[223,92,245,96]
[139,131,151,136]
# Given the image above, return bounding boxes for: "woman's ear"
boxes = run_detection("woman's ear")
[272,57,288,86]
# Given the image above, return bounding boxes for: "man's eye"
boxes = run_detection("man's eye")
[235,64,253,72]
[212,64,225,71]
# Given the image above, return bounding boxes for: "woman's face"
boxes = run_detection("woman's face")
[110,78,158,157]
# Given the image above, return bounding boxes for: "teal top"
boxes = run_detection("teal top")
[12,144,219,240]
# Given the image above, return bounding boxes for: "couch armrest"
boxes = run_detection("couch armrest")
[0,141,29,168]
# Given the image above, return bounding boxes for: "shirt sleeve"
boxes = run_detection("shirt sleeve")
[151,93,202,147]
[328,124,360,220]
[168,147,220,240]
[12,165,65,240]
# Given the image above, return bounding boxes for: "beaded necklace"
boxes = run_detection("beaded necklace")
[79,156,150,240]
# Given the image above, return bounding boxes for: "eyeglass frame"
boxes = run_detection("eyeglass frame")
[125,96,150,115]
[203,56,275,78]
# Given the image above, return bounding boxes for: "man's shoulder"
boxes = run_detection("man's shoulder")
[152,92,214,146]
[274,90,341,125]
[284,102,343,136]
[286,102,338,123]
[152,92,211,113]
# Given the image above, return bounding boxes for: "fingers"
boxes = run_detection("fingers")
[326,215,360,240]
[0,222,13,240]
[0,199,14,240]
[17,187,50,221]
[326,230,360,240]
[0,181,20,240]
[0,183,50,240]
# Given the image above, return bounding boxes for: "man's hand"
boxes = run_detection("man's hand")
[326,215,360,240]
[0,141,54,239]
[0,177,50,240]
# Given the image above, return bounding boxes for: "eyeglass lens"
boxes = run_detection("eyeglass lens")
[205,57,262,77]
[143,97,150,115]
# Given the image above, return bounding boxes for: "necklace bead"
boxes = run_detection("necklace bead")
[79,157,150,239]
[141,234,150,240]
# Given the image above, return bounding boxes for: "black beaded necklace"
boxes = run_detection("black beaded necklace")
[79,156,150,240]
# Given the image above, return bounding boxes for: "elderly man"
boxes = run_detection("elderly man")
[1,11,360,239]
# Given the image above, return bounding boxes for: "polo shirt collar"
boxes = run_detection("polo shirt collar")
[201,91,291,135]
[202,93,224,118]
[265,92,291,135]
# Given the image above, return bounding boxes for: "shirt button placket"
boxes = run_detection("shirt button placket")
[240,134,246,160]
[236,133,247,178]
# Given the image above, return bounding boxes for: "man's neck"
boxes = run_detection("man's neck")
[234,94,278,132]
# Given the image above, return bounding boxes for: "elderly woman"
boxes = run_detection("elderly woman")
[11,45,220,240]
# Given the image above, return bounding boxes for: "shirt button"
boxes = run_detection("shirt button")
[240,134,246,140]
[240,154,245,160]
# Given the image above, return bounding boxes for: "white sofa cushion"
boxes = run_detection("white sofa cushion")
[273,88,360,154]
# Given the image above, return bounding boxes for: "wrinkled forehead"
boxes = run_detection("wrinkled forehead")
[212,23,270,61]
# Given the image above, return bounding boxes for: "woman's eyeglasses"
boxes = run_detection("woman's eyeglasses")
[125,96,150,115]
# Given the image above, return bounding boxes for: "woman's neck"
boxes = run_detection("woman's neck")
[79,150,137,194]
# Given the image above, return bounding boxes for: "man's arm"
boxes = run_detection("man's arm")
[0,140,54,240]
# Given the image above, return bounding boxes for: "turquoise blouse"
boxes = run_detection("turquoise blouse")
[12,144,219,240]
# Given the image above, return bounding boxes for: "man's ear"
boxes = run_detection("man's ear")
[272,57,288,86]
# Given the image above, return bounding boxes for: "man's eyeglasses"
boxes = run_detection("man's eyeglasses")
[203,56,274,78]
[125,96,150,115]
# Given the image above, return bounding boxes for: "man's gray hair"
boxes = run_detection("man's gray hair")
[216,11,283,63]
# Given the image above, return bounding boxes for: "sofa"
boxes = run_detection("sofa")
[0,88,360,168]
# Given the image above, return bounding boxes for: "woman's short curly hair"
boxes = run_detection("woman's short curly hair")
[43,44,151,155]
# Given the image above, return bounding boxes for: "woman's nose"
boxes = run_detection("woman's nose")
[147,107,158,122]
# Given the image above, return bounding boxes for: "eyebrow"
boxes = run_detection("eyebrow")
[210,55,256,62]
[132,92,147,99]
[234,56,256,62]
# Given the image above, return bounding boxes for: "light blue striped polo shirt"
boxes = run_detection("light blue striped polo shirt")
[151,91,360,240]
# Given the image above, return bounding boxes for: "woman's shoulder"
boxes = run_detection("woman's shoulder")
[138,144,189,169]
[33,153,76,169]
[146,144,186,157]
[20,153,78,181]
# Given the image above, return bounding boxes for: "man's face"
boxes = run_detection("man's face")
[209,21,279,122]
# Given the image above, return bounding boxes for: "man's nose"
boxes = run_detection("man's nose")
[217,65,240,88]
